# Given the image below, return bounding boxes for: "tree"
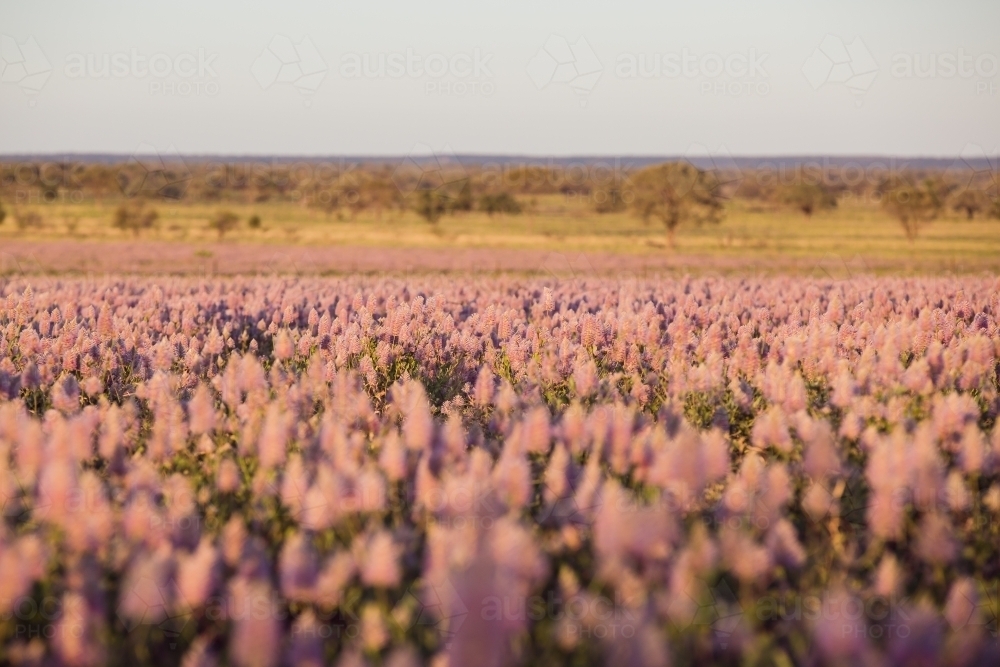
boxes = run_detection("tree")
[880,178,943,241]
[734,174,776,202]
[779,182,837,217]
[113,201,159,237]
[479,192,522,216]
[342,187,370,219]
[248,214,262,229]
[366,176,406,219]
[319,178,373,220]
[79,164,119,203]
[209,210,240,239]
[450,183,474,212]
[949,189,988,220]
[629,162,724,247]
[415,189,448,224]
[0,200,6,225]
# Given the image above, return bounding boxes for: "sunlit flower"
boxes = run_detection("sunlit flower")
[358,530,401,588]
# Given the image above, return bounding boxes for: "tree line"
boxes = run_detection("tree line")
[1,159,998,243]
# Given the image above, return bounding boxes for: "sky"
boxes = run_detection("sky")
[1,0,999,157]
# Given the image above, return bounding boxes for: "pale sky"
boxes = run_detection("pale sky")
[1,0,998,157]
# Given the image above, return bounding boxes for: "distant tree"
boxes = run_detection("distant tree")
[200,184,223,201]
[950,189,988,220]
[248,214,262,229]
[366,177,406,219]
[593,187,629,213]
[40,184,60,203]
[113,201,159,237]
[209,210,240,239]
[338,187,369,219]
[0,200,6,225]
[779,182,837,217]
[734,174,776,201]
[78,164,118,203]
[630,162,724,247]
[308,178,380,220]
[415,189,448,224]
[880,178,943,241]
[479,192,522,216]
[490,166,560,194]
[309,188,342,217]
[990,197,1000,220]
[450,183,474,212]
[116,162,188,200]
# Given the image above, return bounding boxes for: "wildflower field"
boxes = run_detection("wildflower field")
[1,274,999,667]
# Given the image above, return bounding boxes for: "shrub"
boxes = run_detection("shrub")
[414,189,448,223]
[779,182,837,217]
[479,191,522,216]
[112,201,159,237]
[950,189,989,220]
[208,210,240,239]
[449,183,474,212]
[15,209,43,231]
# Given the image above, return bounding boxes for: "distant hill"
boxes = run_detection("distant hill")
[0,153,992,171]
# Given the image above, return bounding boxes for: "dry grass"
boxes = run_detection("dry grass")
[1,196,998,275]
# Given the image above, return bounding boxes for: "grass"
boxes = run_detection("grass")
[2,196,999,273]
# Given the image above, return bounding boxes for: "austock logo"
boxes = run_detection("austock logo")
[251,35,328,95]
[616,48,770,97]
[538,471,602,527]
[947,580,998,643]
[2,161,88,205]
[682,143,743,200]
[64,48,219,80]
[526,35,603,105]
[0,254,40,288]
[390,144,469,201]
[665,575,744,650]
[536,251,599,280]
[0,34,52,94]
[405,572,640,647]
[0,466,32,519]
[891,48,998,95]
[339,47,495,96]
[802,34,878,105]
[947,143,1000,201]
[116,143,192,200]
[1,593,100,649]
[403,575,469,646]
[63,47,220,97]
[812,253,875,282]
[115,556,195,651]
[801,465,870,528]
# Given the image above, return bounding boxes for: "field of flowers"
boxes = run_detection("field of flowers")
[0,274,999,666]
